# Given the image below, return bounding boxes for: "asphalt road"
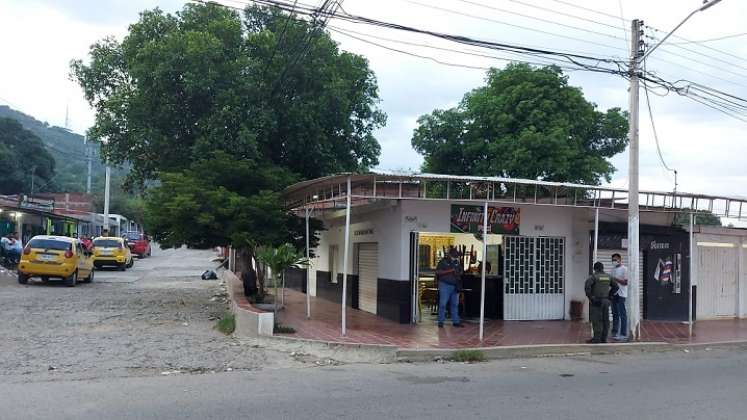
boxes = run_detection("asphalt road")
[3,347,746,420]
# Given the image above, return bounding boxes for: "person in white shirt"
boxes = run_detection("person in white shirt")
[610,253,629,340]
[2,232,22,263]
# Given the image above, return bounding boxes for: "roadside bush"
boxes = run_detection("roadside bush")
[274,323,296,334]
[215,312,236,335]
[452,350,485,363]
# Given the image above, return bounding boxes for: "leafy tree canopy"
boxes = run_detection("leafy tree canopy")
[673,210,722,227]
[71,3,385,187]
[71,3,384,250]
[411,63,629,185]
[0,117,56,194]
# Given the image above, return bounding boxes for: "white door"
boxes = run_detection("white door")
[504,236,565,320]
[697,244,738,318]
[358,243,378,314]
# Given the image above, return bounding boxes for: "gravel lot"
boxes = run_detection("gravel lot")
[0,247,296,383]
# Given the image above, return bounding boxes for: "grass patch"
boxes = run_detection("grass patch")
[274,323,296,334]
[452,350,486,363]
[215,312,236,335]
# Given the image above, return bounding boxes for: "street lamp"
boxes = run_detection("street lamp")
[643,0,723,60]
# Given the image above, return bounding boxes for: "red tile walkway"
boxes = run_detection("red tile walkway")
[276,289,747,349]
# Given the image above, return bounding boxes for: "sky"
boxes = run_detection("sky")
[1,0,746,202]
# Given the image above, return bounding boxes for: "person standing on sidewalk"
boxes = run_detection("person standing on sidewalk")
[585,262,619,344]
[435,248,464,328]
[610,253,629,341]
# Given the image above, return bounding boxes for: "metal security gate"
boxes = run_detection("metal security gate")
[357,243,378,314]
[504,236,565,320]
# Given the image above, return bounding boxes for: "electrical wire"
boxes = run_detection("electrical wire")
[329,25,615,73]
[617,0,629,54]
[646,24,747,64]
[505,0,626,33]
[259,0,300,83]
[642,59,677,190]
[243,0,630,73]
[646,34,747,75]
[670,32,747,44]
[546,0,629,23]
[403,0,628,54]
[329,28,490,71]
[447,0,628,42]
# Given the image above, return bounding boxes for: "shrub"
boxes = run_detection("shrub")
[452,350,485,363]
[215,312,236,335]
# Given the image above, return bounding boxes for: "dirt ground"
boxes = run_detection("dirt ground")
[0,246,299,383]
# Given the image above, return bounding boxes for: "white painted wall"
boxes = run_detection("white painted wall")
[311,203,403,292]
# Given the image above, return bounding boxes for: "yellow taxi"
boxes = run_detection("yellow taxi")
[92,236,134,271]
[18,235,95,287]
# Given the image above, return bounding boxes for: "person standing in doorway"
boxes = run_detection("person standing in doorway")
[585,262,619,344]
[610,253,629,341]
[435,247,464,328]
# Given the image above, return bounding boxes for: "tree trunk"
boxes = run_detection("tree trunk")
[234,246,265,297]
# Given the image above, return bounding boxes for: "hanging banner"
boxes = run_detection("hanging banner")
[450,205,520,234]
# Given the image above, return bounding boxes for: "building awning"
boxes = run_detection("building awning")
[284,171,747,220]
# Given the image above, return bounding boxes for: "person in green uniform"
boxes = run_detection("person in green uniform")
[585,262,620,344]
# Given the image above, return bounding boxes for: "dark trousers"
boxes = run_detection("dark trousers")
[589,299,611,343]
[611,295,628,336]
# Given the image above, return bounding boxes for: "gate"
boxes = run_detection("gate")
[504,236,565,320]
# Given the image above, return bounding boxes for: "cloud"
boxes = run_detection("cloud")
[1,0,746,202]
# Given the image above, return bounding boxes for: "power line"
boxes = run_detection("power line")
[642,59,677,191]
[330,24,624,69]
[546,0,629,23]
[670,32,747,44]
[329,28,490,71]
[244,0,630,71]
[646,24,747,65]
[447,0,628,42]
[617,0,629,54]
[259,0,301,83]
[403,0,628,54]
[329,26,613,73]
[646,34,747,75]
[505,0,626,33]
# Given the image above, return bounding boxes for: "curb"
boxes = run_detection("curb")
[247,335,400,364]
[396,342,672,362]
[398,340,747,362]
[245,334,747,364]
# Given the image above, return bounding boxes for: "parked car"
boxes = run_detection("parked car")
[124,231,151,258]
[17,235,95,286]
[92,237,134,271]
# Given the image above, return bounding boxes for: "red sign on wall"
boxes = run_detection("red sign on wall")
[450,205,520,234]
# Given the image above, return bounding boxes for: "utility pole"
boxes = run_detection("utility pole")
[84,136,92,195]
[104,165,111,232]
[30,166,36,195]
[626,0,724,341]
[627,19,643,341]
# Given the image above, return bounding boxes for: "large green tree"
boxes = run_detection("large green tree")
[0,117,56,194]
[71,4,384,289]
[412,63,629,184]
[71,4,384,186]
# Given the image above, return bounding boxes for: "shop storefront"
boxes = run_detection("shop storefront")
[283,172,747,338]
[595,222,691,322]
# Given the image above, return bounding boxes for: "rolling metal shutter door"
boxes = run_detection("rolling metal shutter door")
[596,249,644,318]
[358,243,378,314]
[696,244,738,319]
